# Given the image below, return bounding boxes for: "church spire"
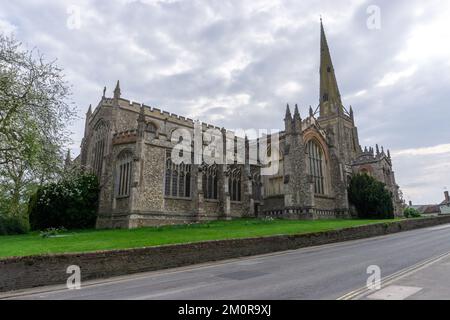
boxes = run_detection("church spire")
[114,80,121,100]
[319,19,343,117]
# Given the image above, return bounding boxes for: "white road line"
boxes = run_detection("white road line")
[337,250,450,300]
[366,285,423,300]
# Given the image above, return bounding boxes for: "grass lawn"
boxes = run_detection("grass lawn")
[0,218,398,259]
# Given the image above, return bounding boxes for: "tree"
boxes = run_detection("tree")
[348,173,394,219]
[0,34,75,220]
[29,171,99,231]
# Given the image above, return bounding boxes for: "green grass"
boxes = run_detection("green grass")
[0,218,398,259]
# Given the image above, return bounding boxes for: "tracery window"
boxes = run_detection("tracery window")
[116,150,133,198]
[228,167,242,202]
[307,140,325,195]
[92,120,109,177]
[202,164,218,200]
[164,150,191,198]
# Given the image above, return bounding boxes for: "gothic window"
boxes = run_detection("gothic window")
[323,93,329,102]
[327,66,331,73]
[228,167,242,202]
[146,122,157,133]
[92,120,109,177]
[116,150,133,198]
[307,140,325,195]
[203,164,218,200]
[145,122,158,141]
[164,150,191,198]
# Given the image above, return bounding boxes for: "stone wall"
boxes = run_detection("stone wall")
[2,216,450,293]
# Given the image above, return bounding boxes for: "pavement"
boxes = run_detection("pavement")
[2,223,450,300]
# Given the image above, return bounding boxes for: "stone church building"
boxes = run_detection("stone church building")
[78,21,403,229]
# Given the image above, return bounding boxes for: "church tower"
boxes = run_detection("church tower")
[317,19,361,165]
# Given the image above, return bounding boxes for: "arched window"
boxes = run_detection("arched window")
[91,120,109,177]
[307,140,325,195]
[116,150,133,198]
[164,150,191,198]
[228,167,242,202]
[145,122,157,133]
[202,164,218,200]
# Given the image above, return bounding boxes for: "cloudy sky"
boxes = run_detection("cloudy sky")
[1,0,449,204]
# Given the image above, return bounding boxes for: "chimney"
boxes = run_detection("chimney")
[445,191,449,203]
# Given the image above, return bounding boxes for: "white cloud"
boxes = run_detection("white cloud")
[1,0,450,204]
[393,144,450,157]
[276,81,302,97]
[0,18,17,35]
[376,66,417,87]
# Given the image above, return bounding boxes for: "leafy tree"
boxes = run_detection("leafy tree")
[29,171,99,231]
[348,173,394,219]
[404,207,421,218]
[0,34,75,221]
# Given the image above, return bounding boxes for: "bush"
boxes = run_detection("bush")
[404,207,421,218]
[28,172,99,230]
[0,215,29,235]
[348,173,394,219]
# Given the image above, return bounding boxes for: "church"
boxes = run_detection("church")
[77,21,404,229]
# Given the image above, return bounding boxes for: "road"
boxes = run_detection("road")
[3,224,450,300]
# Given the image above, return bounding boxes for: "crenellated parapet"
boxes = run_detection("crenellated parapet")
[353,144,392,165]
[113,130,138,145]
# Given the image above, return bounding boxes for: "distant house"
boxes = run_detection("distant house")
[440,191,450,214]
[408,204,440,216]
[409,191,450,216]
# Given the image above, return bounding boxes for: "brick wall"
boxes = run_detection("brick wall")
[2,215,450,293]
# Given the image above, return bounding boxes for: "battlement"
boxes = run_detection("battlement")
[113,129,138,145]
[354,145,392,165]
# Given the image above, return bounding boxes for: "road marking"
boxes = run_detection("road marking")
[366,285,422,300]
[337,250,450,300]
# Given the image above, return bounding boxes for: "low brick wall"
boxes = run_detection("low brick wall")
[2,215,450,293]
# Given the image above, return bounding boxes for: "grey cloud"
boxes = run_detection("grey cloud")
[1,0,449,203]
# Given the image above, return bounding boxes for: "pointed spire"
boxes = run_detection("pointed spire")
[309,105,314,117]
[102,86,106,98]
[294,104,300,119]
[285,103,292,120]
[376,144,380,155]
[319,19,343,117]
[87,104,92,115]
[364,146,368,153]
[388,149,391,159]
[381,146,385,154]
[114,80,121,100]
[349,105,354,119]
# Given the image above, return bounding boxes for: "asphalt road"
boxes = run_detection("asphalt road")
[4,224,450,300]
